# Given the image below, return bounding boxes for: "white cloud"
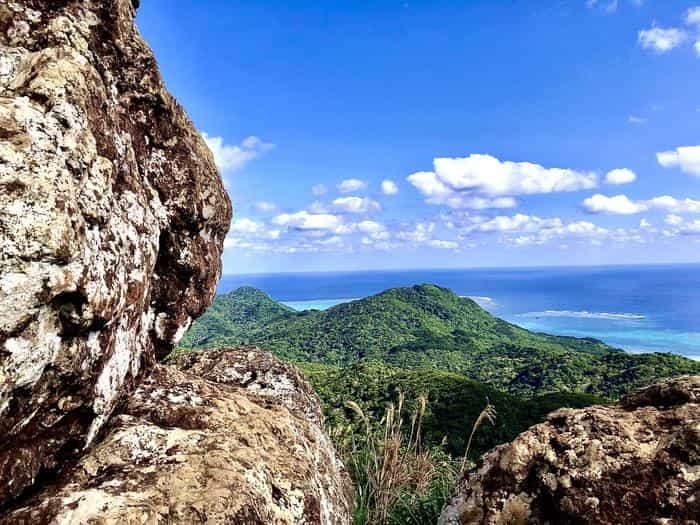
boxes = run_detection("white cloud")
[253,201,277,213]
[273,210,343,231]
[453,211,612,247]
[397,222,435,243]
[647,195,700,213]
[465,214,564,233]
[628,115,646,124]
[337,178,367,193]
[427,240,459,250]
[202,133,274,173]
[605,168,637,185]
[312,184,328,196]
[664,214,700,235]
[230,218,264,234]
[695,40,700,56]
[637,26,687,53]
[582,194,648,214]
[332,196,381,214]
[435,155,597,195]
[583,194,700,215]
[665,214,684,226]
[685,6,700,26]
[408,154,596,209]
[224,217,282,251]
[381,179,399,195]
[657,146,700,176]
[357,220,385,234]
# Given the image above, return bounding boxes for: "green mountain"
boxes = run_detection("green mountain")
[183,286,295,347]
[180,284,700,398]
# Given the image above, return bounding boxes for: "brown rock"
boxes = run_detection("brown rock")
[0,0,231,505]
[2,347,353,525]
[439,375,700,525]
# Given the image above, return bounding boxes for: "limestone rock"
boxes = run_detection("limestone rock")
[0,0,231,504]
[2,347,353,525]
[439,375,700,525]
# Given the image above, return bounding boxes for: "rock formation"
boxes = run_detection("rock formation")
[439,375,700,525]
[0,2,353,522]
[0,0,230,505]
[2,347,353,524]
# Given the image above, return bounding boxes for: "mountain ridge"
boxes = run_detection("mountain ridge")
[180,284,700,398]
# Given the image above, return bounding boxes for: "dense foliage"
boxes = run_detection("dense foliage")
[182,284,700,399]
[300,361,604,458]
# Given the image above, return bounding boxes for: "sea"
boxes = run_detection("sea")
[218,264,700,360]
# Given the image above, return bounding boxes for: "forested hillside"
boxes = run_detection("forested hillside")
[181,284,700,399]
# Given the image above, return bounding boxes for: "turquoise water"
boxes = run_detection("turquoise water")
[220,265,700,359]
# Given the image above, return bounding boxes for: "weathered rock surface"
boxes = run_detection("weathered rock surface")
[2,347,353,524]
[439,375,700,525]
[0,0,231,504]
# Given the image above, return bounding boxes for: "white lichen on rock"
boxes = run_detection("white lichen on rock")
[3,348,354,525]
[0,0,231,504]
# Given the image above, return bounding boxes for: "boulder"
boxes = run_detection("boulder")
[2,347,353,524]
[439,375,700,525]
[0,0,231,504]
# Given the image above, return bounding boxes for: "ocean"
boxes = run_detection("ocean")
[218,265,700,360]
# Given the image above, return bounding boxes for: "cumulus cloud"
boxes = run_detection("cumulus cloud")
[638,26,687,53]
[356,220,385,234]
[657,146,700,176]
[332,196,381,214]
[583,194,648,215]
[224,218,282,251]
[686,6,700,26]
[663,214,700,235]
[381,179,399,195]
[463,214,564,233]
[337,178,367,193]
[272,210,344,231]
[583,194,700,215]
[628,116,646,124]
[312,184,328,196]
[202,133,274,174]
[452,211,613,247]
[605,168,637,185]
[408,154,596,209]
[397,222,435,243]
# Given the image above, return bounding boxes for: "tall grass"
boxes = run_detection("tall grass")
[460,398,497,471]
[335,393,496,525]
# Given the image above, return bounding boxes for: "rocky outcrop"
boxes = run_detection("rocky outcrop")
[439,375,700,525]
[0,0,231,505]
[2,347,353,524]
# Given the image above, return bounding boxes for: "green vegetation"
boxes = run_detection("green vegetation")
[337,392,458,525]
[182,284,700,399]
[179,283,700,524]
[300,361,604,458]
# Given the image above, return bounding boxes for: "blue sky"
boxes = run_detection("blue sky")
[137,0,700,274]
